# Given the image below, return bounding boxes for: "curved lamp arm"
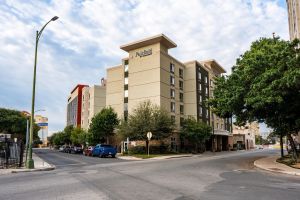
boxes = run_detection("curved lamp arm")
[37,16,59,41]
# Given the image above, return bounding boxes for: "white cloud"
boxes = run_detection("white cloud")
[0,0,288,132]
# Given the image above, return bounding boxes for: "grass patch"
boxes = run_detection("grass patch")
[277,154,300,169]
[124,153,181,159]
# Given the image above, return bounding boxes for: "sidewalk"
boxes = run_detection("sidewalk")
[0,153,55,175]
[254,156,300,176]
[118,154,193,160]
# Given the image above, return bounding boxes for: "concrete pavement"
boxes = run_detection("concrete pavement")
[0,152,55,175]
[1,149,300,200]
[254,155,300,176]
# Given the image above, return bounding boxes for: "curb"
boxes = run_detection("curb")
[254,157,300,176]
[118,154,193,161]
[11,166,56,173]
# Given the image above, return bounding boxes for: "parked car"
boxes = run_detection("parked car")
[84,146,94,156]
[92,144,117,158]
[64,145,71,153]
[70,146,83,154]
[59,145,71,153]
[58,146,64,152]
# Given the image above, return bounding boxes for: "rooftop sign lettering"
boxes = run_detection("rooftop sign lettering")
[136,49,152,58]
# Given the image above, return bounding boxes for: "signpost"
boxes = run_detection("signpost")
[147,132,152,157]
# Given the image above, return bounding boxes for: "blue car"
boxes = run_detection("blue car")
[92,144,117,158]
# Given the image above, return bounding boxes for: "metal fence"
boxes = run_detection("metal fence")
[0,139,24,169]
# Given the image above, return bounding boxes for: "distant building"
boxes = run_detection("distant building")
[81,79,106,130]
[232,122,260,150]
[35,115,48,146]
[66,84,88,127]
[287,0,300,40]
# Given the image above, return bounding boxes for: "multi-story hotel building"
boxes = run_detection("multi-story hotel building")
[106,34,232,151]
[81,79,106,130]
[287,0,300,40]
[66,84,88,127]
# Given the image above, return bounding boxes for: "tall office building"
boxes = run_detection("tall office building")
[106,34,232,151]
[81,79,106,130]
[287,0,300,40]
[66,84,88,127]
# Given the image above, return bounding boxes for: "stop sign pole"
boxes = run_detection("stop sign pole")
[147,132,152,157]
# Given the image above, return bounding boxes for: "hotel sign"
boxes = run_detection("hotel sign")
[136,49,152,58]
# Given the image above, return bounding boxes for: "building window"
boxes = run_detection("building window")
[171,102,175,112]
[198,106,202,115]
[198,82,202,91]
[180,105,184,114]
[205,87,208,95]
[124,97,128,103]
[170,63,175,73]
[217,123,219,129]
[171,115,175,123]
[180,117,184,127]
[170,76,175,86]
[124,77,128,85]
[199,95,202,103]
[180,93,183,102]
[170,89,175,99]
[210,79,213,87]
[179,80,183,90]
[124,103,128,111]
[206,110,209,118]
[198,71,202,80]
[179,68,183,78]
[124,60,129,72]
[124,90,128,98]
[221,124,223,130]
[205,76,208,84]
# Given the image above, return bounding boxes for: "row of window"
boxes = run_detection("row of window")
[170,89,184,102]
[170,63,184,79]
[170,76,184,89]
[170,102,184,114]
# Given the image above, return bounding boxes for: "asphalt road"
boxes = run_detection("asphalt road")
[0,149,299,200]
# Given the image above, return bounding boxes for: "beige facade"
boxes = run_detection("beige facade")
[81,84,106,130]
[105,34,231,151]
[232,122,260,150]
[35,115,48,146]
[287,0,300,40]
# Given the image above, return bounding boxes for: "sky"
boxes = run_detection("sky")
[0,0,289,135]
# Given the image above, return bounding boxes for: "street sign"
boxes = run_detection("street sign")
[147,132,152,140]
[37,123,48,127]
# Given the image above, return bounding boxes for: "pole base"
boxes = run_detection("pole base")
[26,158,34,169]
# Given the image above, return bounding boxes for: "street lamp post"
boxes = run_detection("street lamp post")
[26,16,58,169]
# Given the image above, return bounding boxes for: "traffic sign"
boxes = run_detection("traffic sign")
[147,132,152,140]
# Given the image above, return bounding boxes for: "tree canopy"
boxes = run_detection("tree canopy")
[118,101,174,141]
[88,107,119,144]
[180,117,212,152]
[209,37,300,159]
[0,108,40,140]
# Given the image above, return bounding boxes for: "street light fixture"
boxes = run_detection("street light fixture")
[26,16,58,169]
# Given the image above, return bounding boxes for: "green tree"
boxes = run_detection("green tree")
[118,101,174,153]
[88,107,119,144]
[209,37,300,160]
[0,108,40,141]
[70,127,87,146]
[180,118,212,153]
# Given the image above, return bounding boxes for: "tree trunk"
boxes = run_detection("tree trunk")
[287,133,298,162]
[280,133,284,158]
